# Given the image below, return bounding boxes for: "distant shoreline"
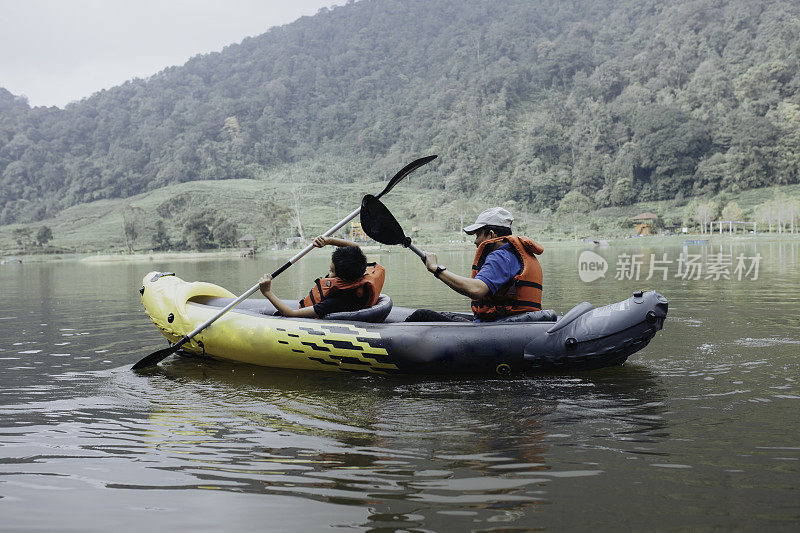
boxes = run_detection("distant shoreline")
[3,234,800,265]
[80,251,245,263]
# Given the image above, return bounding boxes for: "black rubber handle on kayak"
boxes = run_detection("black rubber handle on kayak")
[132,155,437,371]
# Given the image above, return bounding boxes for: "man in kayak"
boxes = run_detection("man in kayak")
[410,207,544,322]
[259,236,385,318]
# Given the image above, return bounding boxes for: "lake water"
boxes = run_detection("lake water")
[1,241,798,531]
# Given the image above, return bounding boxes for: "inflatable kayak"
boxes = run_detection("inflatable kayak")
[140,271,668,375]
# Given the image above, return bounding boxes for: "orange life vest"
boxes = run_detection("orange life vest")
[471,235,544,321]
[299,262,385,310]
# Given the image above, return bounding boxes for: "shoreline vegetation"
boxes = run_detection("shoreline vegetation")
[3,233,799,265]
[0,179,799,262]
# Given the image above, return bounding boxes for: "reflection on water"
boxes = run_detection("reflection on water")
[1,360,668,530]
[1,242,799,530]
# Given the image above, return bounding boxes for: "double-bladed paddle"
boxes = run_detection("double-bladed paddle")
[359,194,427,261]
[132,155,437,370]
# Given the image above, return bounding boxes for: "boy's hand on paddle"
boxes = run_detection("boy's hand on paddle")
[258,274,273,295]
[312,235,329,248]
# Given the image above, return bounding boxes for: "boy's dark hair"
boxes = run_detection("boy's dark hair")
[482,225,513,237]
[331,246,367,281]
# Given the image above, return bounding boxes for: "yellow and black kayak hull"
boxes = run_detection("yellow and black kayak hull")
[140,271,667,375]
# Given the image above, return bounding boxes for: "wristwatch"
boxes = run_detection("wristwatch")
[434,265,447,278]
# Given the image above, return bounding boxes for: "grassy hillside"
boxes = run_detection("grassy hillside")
[0,161,446,254]
[2,175,799,257]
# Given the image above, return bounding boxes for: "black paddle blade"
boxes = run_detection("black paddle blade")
[376,155,437,199]
[131,336,187,370]
[360,195,411,246]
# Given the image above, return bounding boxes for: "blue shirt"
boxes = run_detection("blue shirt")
[474,243,522,296]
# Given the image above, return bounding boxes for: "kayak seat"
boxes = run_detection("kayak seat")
[325,293,393,323]
[191,296,272,314]
[497,309,558,323]
[193,294,392,323]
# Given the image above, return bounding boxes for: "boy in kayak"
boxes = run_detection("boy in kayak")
[411,207,544,322]
[259,236,385,318]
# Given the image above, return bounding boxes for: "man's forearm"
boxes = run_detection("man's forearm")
[423,251,489,300]
[435,270,489,300]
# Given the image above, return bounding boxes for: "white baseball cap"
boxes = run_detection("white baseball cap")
[463,207,514,234]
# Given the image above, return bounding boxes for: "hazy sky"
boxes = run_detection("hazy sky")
[0,0,347,108]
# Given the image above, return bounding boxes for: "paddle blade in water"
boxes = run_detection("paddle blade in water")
[360,195,410,246]
[132,337,187,370]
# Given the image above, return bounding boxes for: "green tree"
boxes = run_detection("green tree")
[539,207,554,233]
[255,193,293,248]
[721,201,744,222]
[181,211,216,250]
[35,225,53,247]
[12,227,33,252]
[212,218,239,248]
[555,190,592,239]
[151,219,171,251]
[631,106,712,200]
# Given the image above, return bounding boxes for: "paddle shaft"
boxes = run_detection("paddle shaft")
[132,155,437,370]
[181,207,362,342]
[179,153,438,342]
[131,208,362,370]
[405,241,426,261]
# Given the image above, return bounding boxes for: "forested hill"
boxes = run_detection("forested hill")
[1,0,799,224]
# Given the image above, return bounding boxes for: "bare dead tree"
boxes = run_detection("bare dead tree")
[122,205,145,253]
[692,202,714,234]
[289,186,306,242]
